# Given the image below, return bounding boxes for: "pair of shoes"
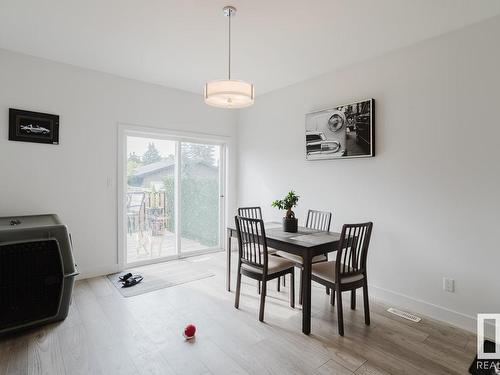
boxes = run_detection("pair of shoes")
[118,273,143,288]
[119,272,132,281]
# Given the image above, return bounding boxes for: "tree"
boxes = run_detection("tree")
[127,152,143,178]
[181,143,216,166]
[142,142,162,165]
[128,152,141,163]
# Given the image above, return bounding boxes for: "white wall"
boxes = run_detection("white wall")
[0,49,238,278]
[237,16,500,332]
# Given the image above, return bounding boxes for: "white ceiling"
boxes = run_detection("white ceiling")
[1,0,499,95]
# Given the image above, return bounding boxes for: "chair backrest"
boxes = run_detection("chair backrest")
[237,207,262,220]
[335,222,373,282]
[234,216,268,272]
[127,192,145,213]
[306,209,332,231]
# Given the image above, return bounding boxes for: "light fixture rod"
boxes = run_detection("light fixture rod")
[228,11,231,80]
[223,6,236,80]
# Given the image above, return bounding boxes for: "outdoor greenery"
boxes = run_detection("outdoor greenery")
[272,190,300,218]
[127,152,142,178]
[127,143,164,185]
[127,141,220,247]
[142,142,163,164]
[182,143,216,166]
[127,142,217,180]
[163,175,219,247]
[127,143,172,186]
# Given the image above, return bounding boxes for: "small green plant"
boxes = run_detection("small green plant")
[272,190,300,219]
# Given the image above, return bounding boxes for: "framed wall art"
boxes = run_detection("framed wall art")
[305,98,374,160]
[9,108,59,145]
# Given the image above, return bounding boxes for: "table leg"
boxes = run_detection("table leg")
[226,229,232,291]
[302,252,312,334]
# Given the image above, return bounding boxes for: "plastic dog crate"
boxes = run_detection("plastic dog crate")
[0,214,78,335]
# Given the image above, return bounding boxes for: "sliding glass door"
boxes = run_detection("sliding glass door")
[179,142,221,255]
[121,130,225,266]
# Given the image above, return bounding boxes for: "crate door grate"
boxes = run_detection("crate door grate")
[0,240,64,330]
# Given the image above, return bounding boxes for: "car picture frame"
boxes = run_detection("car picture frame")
[9,108,59,145]
[305,98,374,160]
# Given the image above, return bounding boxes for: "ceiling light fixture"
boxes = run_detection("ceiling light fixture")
[204,6,254,109]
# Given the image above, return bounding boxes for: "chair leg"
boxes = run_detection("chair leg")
[257,281,261,295]
[336,288,344,336]
[330,290,335,306]
[283,276,286,287]
[234,270,242,309]
[351,290,356,310]
[277,277,281,292]
[290,271,295,308]
[363,282,370,326]
[259,278,267,322]
[299,269,303,305]
[326,286,330,295]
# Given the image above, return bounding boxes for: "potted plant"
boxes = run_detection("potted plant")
[272,190,300,233]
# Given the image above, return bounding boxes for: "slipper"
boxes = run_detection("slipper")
[119,272,132,281]
[122,275,143,288]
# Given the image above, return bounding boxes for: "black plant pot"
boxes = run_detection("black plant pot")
[283,217,298,233]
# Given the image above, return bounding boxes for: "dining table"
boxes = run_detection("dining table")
[226,221,341,335]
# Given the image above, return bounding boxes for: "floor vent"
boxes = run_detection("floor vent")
[387,308,421,322]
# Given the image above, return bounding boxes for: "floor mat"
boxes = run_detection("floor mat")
[107,259,215,297]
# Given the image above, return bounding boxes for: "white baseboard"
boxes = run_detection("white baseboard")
[76,264,120,280]
[369,284,481,335]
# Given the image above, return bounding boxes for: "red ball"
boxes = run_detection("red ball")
[184,324,196,339]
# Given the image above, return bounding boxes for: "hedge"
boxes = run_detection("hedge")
[163,176,219,247]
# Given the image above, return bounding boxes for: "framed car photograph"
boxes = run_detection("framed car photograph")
[305,98,374,160]
[9,108,59,145]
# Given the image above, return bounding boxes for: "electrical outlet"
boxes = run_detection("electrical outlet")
[443,277,455,293]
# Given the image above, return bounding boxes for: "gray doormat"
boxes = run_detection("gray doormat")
[107,259,215,297]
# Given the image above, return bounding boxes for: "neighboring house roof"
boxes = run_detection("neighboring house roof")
[185,160,218,171]
[133,160,174,177]
[132,160,217,178]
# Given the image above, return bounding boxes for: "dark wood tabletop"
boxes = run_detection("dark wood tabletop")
[228,222,340,247]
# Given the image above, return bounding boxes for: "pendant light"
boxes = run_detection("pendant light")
[204,6,254,109]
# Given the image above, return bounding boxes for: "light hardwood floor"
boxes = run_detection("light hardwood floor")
[0,252,476,375]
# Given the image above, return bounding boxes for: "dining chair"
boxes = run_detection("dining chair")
[234,216,295,322]
[311,222,373,336]
[276,209,332,304]
[234,216,295,321]
[237,206,262,220]
[238,207,284,292]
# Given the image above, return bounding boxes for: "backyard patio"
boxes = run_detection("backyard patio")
[126,190,215,263]
[126,231,211,263]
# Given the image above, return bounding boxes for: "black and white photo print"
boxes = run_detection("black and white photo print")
[9,108,59,145]
[305,99,374,160]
